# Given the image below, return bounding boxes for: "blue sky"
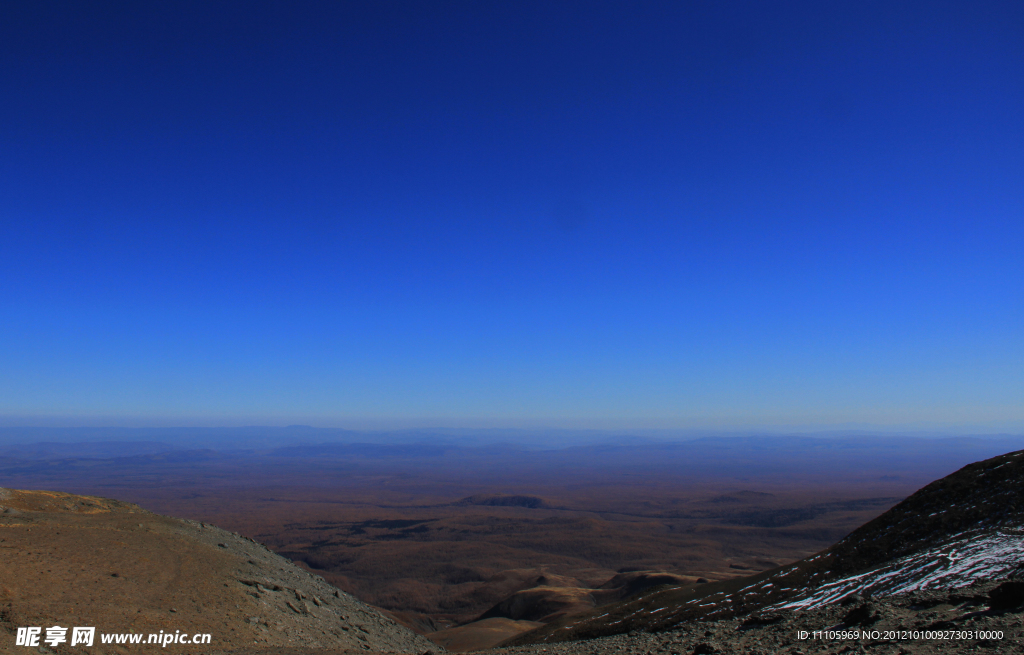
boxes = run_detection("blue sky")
[1,1,1022,430]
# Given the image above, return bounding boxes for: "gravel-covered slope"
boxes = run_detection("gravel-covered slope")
[173,513,438,652]
[0,487,437,654]
[505,450,1024,647]
[823,449,1024,577]
[491,582,1023,655]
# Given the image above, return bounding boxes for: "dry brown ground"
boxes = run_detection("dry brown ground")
[0,488,434,654]
[1,438,963,641]
[2,438,1022,654]
[117,479,910,632]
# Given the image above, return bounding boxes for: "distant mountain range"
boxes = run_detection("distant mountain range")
[2,425,1023,452]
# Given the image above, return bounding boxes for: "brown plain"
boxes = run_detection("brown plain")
[2,436,1013,650]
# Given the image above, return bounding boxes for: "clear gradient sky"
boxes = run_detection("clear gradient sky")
[1,1,1022,430]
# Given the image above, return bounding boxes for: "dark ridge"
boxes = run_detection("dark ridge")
[504,449,1024,647]
[721,507,824,528]
[826,449,1024,577]
[709,490,775,503]
[268,442,448,458]
[721,498,896,528]
[0,441,180,459]
[457,494,546,508]
[353,519,434,529]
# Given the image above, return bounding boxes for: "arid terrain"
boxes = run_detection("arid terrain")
[0,488,434,654]
[487,449,1024,654]
[2,433,1023,652]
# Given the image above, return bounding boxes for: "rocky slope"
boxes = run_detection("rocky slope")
[482,583,1023,655]
[503,449,1024,650]
[0,488,436,654]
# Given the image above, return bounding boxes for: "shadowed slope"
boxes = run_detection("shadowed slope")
[505,449,1024,646]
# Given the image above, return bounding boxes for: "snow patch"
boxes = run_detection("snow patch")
[772,528,1024,611]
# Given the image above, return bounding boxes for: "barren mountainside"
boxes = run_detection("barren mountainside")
[0,488,435,654]
[504,450,1024,647]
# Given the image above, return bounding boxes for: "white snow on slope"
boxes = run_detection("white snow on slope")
[774,528,1024,611]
